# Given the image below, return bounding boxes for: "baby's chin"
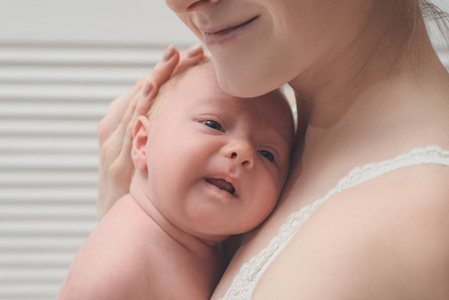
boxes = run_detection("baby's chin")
[179,216,234,241]
[184,213,263,244]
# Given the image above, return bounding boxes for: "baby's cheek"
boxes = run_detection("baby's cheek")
[277,164,290,191]
[257,174,280,212]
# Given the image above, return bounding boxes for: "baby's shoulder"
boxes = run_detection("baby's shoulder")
[75,196,221,299]
[58,202,159,299]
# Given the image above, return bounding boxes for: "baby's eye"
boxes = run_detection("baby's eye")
[201,120,223,132]
[258,150,275,162]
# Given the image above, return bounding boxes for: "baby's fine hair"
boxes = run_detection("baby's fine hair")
[145,55,294,126]
[146,56,212,116]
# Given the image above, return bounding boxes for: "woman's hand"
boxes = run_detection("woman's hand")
[96,44,205,219]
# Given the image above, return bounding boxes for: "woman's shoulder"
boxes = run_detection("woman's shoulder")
[252,161,449,299]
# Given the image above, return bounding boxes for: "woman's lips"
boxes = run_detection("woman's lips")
[202,16,259,46]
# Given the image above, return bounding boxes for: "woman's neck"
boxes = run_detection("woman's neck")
[289,3,437,131]
[288,17,449,180]
[278,46,449,214]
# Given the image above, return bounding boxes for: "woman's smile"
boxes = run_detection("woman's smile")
[200,16,259,46]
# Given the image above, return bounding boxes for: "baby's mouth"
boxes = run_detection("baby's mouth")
[205,178,235,195]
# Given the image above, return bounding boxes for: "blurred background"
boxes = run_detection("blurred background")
[0,0,448,299]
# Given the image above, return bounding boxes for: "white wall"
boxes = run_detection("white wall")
[0,1,448,300]
[0,0,197,44]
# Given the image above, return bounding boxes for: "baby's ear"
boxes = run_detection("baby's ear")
[132,116,150,170]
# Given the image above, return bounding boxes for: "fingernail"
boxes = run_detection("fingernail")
[162,45,176,62]
[142,82,154,97]
[186,43,203,58]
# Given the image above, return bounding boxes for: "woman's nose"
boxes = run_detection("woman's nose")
[166,0,220,13]
[222,140,254,170]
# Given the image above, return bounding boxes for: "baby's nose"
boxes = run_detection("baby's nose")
[223,141,254,170]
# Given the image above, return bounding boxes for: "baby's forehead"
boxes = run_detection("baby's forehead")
[166,62,219,96]
[162,61,294,142]
[179,63,287,103]
[178,63,292,121]
[171,58,215,86]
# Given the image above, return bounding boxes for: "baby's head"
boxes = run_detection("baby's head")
[131,58,295,242]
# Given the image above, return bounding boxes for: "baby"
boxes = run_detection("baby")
[57,58,295,300]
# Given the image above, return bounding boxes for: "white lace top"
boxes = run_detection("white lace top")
[220,145,449,300]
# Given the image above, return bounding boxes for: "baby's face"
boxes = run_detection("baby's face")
[143,63,294,241]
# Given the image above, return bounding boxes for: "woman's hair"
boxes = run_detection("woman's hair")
[356,0,448,78]
[401,0,448,66]
[420,0,449,36]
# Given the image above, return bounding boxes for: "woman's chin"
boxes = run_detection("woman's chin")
[214,60,288,98]
[216,70,272,98]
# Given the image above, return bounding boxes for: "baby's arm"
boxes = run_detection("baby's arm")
[57,247,143,300]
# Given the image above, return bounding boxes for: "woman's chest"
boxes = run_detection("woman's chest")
[211,148,368,299]
[211,173,336,299]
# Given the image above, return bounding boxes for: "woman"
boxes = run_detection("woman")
[98,0,449,299]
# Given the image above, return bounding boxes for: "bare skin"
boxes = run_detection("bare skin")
[96,44,205,220]
[212,18,449,300]
[97,0,449,298]
[62,61,294,300]
[58,195,223,300]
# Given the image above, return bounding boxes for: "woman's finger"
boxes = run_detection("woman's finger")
[128,44,205,124]
[135,82,158,116]
[98,45,179,142]
[175,43,205,72]
[98,81,143,143]
[101,44,203,141]
[106,44,204,174]
[147,45,181,85]
[128,46,181,126]
[96,44,206,219]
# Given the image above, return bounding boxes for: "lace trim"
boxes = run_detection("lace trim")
[220,145,449,300]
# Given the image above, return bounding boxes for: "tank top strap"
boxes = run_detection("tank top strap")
[220,145,449,300]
